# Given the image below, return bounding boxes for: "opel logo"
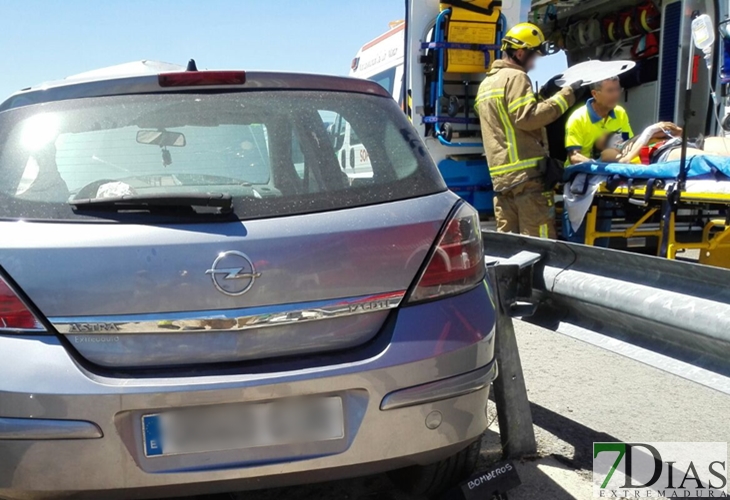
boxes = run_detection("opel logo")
[205,251,261,296]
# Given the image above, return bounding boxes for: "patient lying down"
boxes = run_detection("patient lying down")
[594,122,730,164]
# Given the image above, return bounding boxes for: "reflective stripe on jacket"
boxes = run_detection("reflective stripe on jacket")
[476,60,575,193]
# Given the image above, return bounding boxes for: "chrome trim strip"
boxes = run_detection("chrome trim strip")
[0,326,46,334]
[50,291,405,335]
[0,417,103,440]
[380,362,498,411]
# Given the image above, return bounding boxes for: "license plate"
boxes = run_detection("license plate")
[142,396,344,457]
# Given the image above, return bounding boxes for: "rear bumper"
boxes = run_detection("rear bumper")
[0,284,496,500]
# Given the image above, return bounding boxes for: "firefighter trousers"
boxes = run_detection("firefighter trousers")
[493,179,556,238]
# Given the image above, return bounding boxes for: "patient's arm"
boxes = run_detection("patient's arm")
[617,122,679,163]
[568,149,592,164]
[600,148,622,163]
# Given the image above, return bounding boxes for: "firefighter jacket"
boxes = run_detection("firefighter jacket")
[476,60,575,193]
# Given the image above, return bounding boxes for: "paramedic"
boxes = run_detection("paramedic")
[563,76,633,246]
[476,23,579,238]
[565,76,633,165]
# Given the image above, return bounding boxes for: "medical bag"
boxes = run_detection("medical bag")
[440,0,502,73]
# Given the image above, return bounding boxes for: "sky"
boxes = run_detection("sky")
[0,0,565,100]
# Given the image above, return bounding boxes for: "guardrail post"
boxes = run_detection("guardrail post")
[487,252,539,459]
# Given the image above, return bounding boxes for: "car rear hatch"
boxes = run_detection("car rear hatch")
[0,77,458,369]
[2,195,458,368]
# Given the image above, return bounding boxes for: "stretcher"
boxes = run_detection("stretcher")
[417,0,505,215]
[420,1,505,147]
[564,155,730,268]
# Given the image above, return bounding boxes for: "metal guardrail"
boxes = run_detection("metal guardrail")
[485,230,730,465]
[486,255,539,459]
[483,231,730,381]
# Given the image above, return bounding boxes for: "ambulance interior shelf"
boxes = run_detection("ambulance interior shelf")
[563,155,730,268]
[419,3,505,147]
[533,0,661,67]
[531,0,658,30]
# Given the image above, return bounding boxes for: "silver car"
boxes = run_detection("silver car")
[0,61,496,499]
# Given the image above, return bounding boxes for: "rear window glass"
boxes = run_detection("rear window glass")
[0,91,444,221]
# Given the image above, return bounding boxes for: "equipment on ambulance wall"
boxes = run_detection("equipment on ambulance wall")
[632,32,660,60]
[615,28,659,88]
[441,0,503,73]
[619,8,641,39]
[533,3,558,25]
[420,0,505,148]
[719,18,730,83]
[598,2,660,45]
[578,17,602,47]
[608,39,635,61]
[602,14,620,44]
[636,1,661,33]
[565,20,582,50]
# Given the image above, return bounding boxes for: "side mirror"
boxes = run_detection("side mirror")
[136,130,186,147]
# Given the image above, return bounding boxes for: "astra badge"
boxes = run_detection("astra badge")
[205,251,261,296]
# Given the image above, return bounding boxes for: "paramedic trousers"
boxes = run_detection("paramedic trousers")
[493,179,556,238]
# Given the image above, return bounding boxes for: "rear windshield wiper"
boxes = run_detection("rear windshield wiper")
[70,193,233,214]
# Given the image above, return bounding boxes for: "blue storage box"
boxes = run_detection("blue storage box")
[438,158,494,214]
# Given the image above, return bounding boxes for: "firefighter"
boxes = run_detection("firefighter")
[476,23,581,238]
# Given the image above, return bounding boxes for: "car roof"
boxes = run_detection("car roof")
[0,60,392,112]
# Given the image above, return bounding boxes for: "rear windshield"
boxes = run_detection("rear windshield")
[0,91,444,221]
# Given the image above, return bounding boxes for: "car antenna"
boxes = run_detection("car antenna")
[186,59,198,71]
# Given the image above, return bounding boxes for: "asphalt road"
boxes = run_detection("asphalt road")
[181,320,730,500]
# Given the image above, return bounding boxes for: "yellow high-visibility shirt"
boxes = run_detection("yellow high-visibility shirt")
[565,98,634,164]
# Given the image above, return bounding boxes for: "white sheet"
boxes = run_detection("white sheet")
[563,177,730,232]
[563,173,604,232]
[684,179,730,195]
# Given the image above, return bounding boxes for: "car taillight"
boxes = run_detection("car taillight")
[407,203,485,303]
[0,273,44,332]
[158,71,247,87]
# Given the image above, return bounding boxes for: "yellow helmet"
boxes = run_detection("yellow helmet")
[502,23,558,56]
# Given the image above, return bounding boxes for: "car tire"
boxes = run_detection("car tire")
[387,438,481,498]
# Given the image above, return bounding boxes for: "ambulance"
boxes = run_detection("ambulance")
[328,21,406,183]
[397,0,729,164]
[350,20,406,106]
[349,1,730,264]
[344,3,523,213]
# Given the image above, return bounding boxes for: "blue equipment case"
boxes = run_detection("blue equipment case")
[439,158,494,213]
